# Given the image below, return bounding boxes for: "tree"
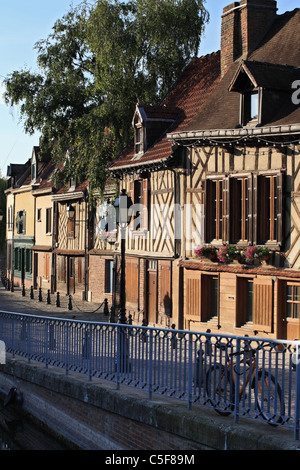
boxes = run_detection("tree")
[4,0,209,195]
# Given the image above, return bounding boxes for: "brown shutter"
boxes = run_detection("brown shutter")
[184,270,201,321]
[276,171,284,246]
[247,174,253,243]
[142,178,148,230]
[160,260,172,315]
[253,278,273,333]
[205,180,215,242]
[78,258,82,284]
[125,258,139,304]
[223,176,229,244]
[252,174,258,245]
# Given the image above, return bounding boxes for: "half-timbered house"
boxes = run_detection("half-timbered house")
[108,53,220,327]
[52,175,90,300]
[168,0,300,341]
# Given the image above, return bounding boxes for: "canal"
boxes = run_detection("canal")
[0,399,72,450]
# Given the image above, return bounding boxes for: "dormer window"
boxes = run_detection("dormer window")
[243,90,260,126]
[135,124,143,155]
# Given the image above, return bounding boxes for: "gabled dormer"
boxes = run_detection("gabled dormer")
[229,60,299,128]
[132,104,179,160]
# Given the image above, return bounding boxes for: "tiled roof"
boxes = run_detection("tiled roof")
[110,52,221,170]
[180,9,300,134]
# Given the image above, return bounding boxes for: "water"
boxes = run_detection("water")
[0,401,71,450]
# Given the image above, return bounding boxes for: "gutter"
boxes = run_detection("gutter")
[168,124,300,143]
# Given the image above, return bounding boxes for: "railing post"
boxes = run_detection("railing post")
[294,343,300,441]
[188,332,193,410]
[116,326,121,390]
[234,338,241,424]
[148,329,153,400]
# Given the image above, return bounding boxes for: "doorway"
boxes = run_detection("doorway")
[68,257,75,295]
[147,260,157,324]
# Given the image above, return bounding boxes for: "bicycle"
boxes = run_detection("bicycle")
[206,340,285,426]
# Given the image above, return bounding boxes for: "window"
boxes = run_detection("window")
[105,259,114,294]
[257,174,280,244]
[129,178,149,231]
[230,177,250,243]
[244,92,259,124]
[67,208,75,238]
[135,125,143,154]
[16,211,25,235]
[201,275,219,322]
[237,277,254,326]
[205,179,225,242]
[46,208,52,234]
[37,209,41,222]
[205,172,283,246]
[286,283,300,319]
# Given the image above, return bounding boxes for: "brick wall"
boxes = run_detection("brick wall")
[221,0,277,77]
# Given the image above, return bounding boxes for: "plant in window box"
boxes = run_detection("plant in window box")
[217,245,242,264]
[99,231,117,245]
[242,246,270,265]
[194,245,218,262]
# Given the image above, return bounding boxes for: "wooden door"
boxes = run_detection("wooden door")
[34,253,38,289]
[147,263,157,324]
[68,257,75,294]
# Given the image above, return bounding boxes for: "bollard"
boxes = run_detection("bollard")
[47,290,51,305]
[39,288,42,302]
[104,298,109,316]
[68,295,72,311]
[30,286,34,299]
[22,283,25,297]
[56,292,60,308]
[11,281,14,293]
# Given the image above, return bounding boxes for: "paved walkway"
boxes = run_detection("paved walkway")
[0,285,110,322]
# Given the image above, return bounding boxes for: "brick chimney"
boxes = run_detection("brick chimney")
[221,0,278,77]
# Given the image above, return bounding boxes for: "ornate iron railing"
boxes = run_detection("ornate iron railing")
[0,310,299,440]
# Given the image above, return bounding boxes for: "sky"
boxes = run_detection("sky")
[0,0,299,176]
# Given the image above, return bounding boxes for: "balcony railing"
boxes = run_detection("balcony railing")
[0,310,299,440]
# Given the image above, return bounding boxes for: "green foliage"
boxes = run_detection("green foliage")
[4,0,209,195]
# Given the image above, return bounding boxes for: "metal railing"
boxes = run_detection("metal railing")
[0,310,299,440]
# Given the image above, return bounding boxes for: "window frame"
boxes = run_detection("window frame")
[205,170,284,247]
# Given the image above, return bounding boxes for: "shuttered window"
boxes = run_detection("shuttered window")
[205,172,283,246]
[125,258,139,304]
[253,278,273,333]
[128,178,149,231]
[185,271,218,323]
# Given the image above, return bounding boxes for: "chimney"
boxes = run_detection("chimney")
[221,0,277,77]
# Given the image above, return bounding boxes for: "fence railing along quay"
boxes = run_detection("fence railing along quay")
[0,310,299,441]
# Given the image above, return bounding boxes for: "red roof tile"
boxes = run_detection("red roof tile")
[110,52,221,170]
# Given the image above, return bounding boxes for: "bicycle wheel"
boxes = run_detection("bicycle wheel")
[206,364,235,416]
[255,371,285,426]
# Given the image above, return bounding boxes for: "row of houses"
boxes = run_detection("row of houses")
[4,0,300,341]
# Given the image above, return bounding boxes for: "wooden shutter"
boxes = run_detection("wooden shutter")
[160,260,172,315]
[78,258,82,284]
[142,178,148,230]
[205,180,215,242]
[185,270,201,321]
[253,278,273,333]
[247,174,253,243]
[276,171,284,246]
[223,177,229,244]
[125,258,139,304]
[44,254,50,280]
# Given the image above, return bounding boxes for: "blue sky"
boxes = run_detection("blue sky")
[0,0,299,175]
